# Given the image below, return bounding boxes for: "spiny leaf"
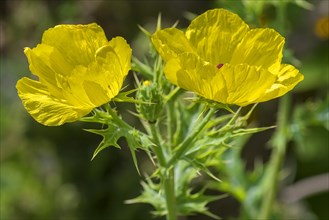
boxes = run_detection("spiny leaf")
[85,121,153,174]
[156,13,162,31]
[187,97,234,113]
[132,57,153,79]
[207,114,233,129]
[125,178,166,216]
[112,89,142,103]
[137,24,151,37]
[125,129,147,175]
[85,124,123,160]
[177,188,223,219]
[184,157,221,182]
[231,126,276,137]
[79,109,112,124]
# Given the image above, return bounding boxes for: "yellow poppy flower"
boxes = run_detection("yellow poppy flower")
[151,9,304,106]
[16,23,132,126]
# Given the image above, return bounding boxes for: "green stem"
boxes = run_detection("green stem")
[164,99,177,220]
[167,101,176,152]
[148,113,176,220]
[164,168,176,220]
[162,107,216,220]
[165,87,182,103]
[149,124,176,220]
[149,123,166,167]
[154,56,163,84]
[258,95,290,219]
[100,105,177,219]
[167,107,215,168]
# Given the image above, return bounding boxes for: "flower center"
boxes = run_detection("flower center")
[217,63,224,69]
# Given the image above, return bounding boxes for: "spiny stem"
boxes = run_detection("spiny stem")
[147,102,177,220]
[167,101,176,153]
[162,106,216,219]
[149,123,166,167]
[164,99,177,220]
[164,167,176,220]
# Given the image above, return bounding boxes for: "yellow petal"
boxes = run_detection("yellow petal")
[151,28,195,62]
[41,23,108,66]
[16,77,91,126]
[52,37,132,108]
[55,64,97,108]
[185,8,249,65]
[24,45,73,98]
[164,53,278,106]
[93,38,132,100]
[83,80,111,106]
[164,53,226,101]
[255,64,304,102]
[231,28,284,73]
[108,36,132,74]
[218,64,277,106]
[65,37,132,107]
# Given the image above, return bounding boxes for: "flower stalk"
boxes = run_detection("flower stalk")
[149,122,166,167]
[164,168,177,220]
[149,120,177,220]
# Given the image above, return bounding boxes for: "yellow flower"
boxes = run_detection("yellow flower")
[151,9,304,106]
[16,23,132,126]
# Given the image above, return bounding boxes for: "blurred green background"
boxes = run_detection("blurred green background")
[0,0,328,219]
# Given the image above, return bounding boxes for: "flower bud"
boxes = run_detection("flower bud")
[136,81,164,123]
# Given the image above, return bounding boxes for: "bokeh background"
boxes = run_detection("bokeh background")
[1,0,328,219]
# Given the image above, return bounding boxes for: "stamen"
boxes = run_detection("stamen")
[217,63,224,69]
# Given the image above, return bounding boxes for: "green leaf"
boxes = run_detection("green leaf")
[83,108,154,174]
[184,157,221,182]
[293,0,314,10]
[189,97,234,113]
[176,186,223,219]
[79,109,112,124]
[126,177,166,216]
[137,24,151,37]
[85,123,123,160]
[125,128,152,175]
[231,126,276,138]
[85,122,151,174]
[112,89,142,103]
[132,57,154,79]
